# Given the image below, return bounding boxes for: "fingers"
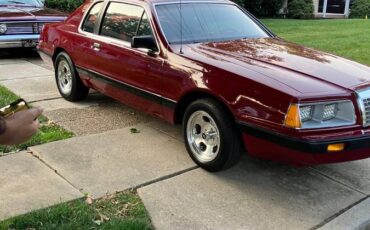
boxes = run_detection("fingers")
[0,107,43,145]
[20,117,40,143]
[5,107,44,122]
[27,107,44,121]
[33,119,41,129]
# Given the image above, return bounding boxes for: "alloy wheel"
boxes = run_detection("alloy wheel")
[186,111,221,163]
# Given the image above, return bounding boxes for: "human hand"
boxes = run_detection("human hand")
[0,107,43,145]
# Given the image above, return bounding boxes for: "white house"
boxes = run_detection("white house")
[282,0,352,18]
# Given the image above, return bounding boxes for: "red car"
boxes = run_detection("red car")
[38,0,370,171]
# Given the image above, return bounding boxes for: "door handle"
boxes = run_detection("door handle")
[92,42,101,51]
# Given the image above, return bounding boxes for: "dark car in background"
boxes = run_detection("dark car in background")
[0,0,66,48]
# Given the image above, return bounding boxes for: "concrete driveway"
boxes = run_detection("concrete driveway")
[0,49,369,229]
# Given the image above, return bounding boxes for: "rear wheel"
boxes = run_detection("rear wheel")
[55,52,89,101]
[183,98,242,172]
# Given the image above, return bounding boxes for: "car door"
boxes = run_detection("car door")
[86,2,166,118]
[72,1,105,74]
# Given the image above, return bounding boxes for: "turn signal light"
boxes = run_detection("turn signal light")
[327,143,345,152]
[284,104,302,128]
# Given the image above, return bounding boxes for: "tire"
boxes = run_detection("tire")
[54,52,89,101]
[183,98,242,172]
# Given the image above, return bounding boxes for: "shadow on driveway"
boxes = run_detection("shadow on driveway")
[0,48,40,59]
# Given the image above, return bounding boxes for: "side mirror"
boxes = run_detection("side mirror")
[131,35,158,53]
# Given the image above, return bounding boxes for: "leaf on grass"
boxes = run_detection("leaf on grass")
[93,220,102,226]
[130,128,140,134]
[85,194,94,204]
[100,214,110,221]
[116,203,130,217]
[93,213,110,226]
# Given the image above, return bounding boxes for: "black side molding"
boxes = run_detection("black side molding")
[76,66,177,109]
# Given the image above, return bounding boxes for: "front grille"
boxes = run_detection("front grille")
[4,22,47,35]
[356,88,370,126]
[363,98,370,124]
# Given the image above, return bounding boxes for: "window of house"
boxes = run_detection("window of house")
[318,0,346,14]
[81,2,104,33]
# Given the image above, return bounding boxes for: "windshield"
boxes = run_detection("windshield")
[0,0,43,7]
[155,3,269,44]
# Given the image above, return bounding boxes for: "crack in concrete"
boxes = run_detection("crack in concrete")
[27,148,84,195]
[133,165,199,190]
[149,126,184,143]
[29,96,63,103]
[0,74,52,82]
[310,195,370,230]
[29,92,102,104]
[310,167,367,195]
[309,167,368,230]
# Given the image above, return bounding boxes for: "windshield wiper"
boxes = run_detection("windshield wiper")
[6,1,37,6]
[7,0,25,4]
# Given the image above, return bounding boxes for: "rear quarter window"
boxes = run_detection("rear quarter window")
[81,2,104,33]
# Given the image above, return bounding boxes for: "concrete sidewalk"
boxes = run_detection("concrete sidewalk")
[0,53,369,229]
[138,156,369,230]
[0,152,82,220]
[29,122,196,198]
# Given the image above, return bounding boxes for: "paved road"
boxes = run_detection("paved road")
[0,51,369,229]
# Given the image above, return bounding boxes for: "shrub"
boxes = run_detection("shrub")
[350,0,370,18]
[287,0,314,19]
[244,0,263,16]
[45,0,84,12]
[232,0,245,8]
[243,0,283,17]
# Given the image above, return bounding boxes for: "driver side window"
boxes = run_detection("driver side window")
[137,13,153,37]
[99,2,155,43]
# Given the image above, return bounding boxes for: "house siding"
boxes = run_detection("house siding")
[313,0,319,14]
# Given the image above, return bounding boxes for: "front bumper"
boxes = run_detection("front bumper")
[238,122,370,166]
[0,34,39,48]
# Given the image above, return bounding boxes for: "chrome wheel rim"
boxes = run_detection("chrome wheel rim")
[186,111,221,163]
[57,60,72,95]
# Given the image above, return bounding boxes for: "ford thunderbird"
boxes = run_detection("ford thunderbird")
[0,0,66,48]
[38,0,370,171]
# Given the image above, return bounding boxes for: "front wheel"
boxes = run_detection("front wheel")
[54,52,89,101]
[183,98,242,172]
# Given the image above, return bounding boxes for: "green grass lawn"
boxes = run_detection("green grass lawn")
[0,85,74,154]
[262,19,370,66]
[0,191,152,230]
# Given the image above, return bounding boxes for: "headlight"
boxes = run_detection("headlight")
[284,100,356,129]
[0,24,7,34]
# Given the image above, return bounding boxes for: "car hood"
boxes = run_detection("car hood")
[0,5,66,21]
[183,38,370,95]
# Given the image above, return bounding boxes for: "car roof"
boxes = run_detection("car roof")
[99,0,232,5]
[147,0,231,4]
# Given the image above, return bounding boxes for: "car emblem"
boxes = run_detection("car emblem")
[0,24,7,34]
